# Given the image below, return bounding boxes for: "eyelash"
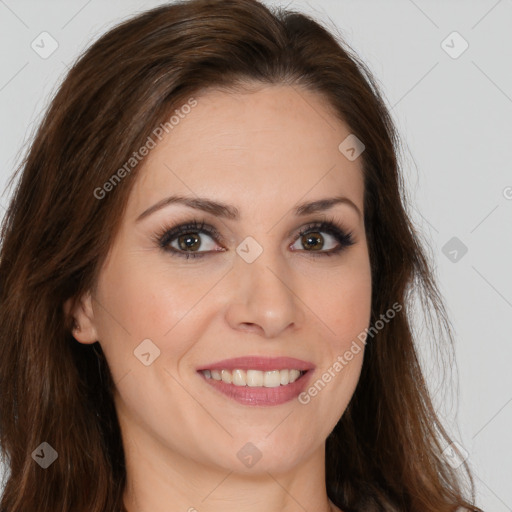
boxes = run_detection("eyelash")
[152,216,355,260]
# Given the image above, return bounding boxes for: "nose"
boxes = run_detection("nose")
[224,245,305,338]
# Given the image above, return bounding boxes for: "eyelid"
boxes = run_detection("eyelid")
[153,215,355,258]
[154,219,223,248]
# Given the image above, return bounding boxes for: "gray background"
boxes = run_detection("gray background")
[0,1,511,510]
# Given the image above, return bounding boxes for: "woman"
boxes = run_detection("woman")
[0,0,484,511]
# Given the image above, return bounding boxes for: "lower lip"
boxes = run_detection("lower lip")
[198,371,312,406]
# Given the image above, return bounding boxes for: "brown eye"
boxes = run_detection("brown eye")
[176,233,202,252]
[300,232,325,251]
[156,220,224,259]
[169,231,218,254]
[290,220,355,257]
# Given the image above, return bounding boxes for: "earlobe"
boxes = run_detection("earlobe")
[64,290,98,344]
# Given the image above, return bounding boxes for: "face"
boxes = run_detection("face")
[70,84,372,478]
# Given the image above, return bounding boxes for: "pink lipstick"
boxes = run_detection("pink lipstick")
[197,356,315,406]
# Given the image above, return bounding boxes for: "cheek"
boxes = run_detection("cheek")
[95,250,205,338]
[308,250,371,406]
[298,267,370,428]
[92,250,217,380]
[332,280,372,346]
[319,255,372,349]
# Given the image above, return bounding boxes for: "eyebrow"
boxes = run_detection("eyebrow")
[135,194,362,222]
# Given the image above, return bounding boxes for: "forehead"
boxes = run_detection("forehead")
[127,85,364,220]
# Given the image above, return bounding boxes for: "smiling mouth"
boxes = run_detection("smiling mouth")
[199,368,307,387]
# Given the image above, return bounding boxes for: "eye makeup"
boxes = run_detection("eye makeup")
[151,215,355,260]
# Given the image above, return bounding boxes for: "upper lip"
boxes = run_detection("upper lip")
[197,356,315,372]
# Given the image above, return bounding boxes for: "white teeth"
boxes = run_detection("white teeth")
[289,369,301,382]
[201,368,305,387]
[246,369,263,387]
[263,370,281,388]
[221,369,232,384]
[232,369,246,386]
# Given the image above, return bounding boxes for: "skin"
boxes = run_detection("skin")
[67,84,372,512]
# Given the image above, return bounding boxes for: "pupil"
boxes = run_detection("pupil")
[303,232,323,251]
[179,233,200,251]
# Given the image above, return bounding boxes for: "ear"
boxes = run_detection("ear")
[64,290,99,344]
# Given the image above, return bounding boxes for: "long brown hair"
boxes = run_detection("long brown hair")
[0,1,483,510]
